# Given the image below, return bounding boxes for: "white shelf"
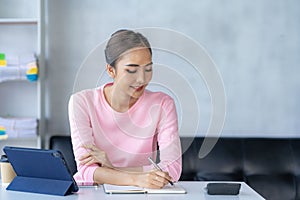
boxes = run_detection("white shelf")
[0,18,38,24]
[0,137,38,142]
[0,0,44,150]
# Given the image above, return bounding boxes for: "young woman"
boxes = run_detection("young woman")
[68,29,182,189]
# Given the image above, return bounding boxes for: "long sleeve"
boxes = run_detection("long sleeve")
[68,92,98,183]
[156,96,182,181]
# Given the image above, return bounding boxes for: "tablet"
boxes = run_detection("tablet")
[3,146,79,196]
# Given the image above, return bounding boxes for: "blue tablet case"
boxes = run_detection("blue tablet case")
[3,146,79,196]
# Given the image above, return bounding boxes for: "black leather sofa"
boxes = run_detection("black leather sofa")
[180,137,300,200]
[50,136,300,200]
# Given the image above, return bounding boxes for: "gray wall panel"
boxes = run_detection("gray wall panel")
[45,0,300,137]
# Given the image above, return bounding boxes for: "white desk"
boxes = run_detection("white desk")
[0,181,265,200]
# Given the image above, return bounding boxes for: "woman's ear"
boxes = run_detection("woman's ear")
[106,64,116,78]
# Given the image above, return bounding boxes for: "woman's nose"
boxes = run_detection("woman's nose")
[136,70,146,84]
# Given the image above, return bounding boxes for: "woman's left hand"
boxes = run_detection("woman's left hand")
[79,144,113,168]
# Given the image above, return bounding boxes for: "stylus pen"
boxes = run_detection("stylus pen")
[147,157,174,186]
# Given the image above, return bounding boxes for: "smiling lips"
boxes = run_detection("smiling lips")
[132,85,144,92]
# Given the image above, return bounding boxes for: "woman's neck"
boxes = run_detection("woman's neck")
[104,84,138,113]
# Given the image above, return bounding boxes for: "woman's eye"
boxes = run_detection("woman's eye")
[145,67,152,72]
[126,69,137,74]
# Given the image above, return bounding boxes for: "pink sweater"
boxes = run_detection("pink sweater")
[68,83,182,183]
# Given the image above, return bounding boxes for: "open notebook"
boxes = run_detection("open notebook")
[103,183,186,194]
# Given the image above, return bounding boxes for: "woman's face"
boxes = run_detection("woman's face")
[111,47,153,100]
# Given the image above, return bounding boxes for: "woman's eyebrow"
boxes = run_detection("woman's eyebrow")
[125,62,153,67]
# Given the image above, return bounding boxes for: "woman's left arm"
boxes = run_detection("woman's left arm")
[155,96,182,181]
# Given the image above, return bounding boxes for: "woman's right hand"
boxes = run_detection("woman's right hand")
[79,144,113,168]
[133,170,173,189]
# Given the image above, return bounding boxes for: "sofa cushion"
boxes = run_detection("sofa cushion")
[291,140,300,199]
[246,174,296,200]
[180,137,244,181]
[243,139,296,175]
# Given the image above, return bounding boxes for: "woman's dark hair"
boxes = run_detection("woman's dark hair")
[104,29,152,67]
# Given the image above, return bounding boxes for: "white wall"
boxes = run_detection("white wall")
[45,0,300,138]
